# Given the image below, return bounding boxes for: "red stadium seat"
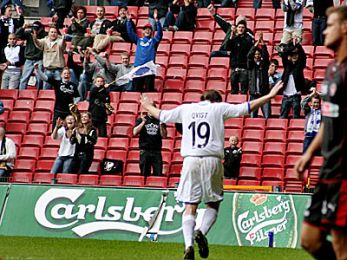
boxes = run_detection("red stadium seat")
[7,134,22,148]
[236,8,255,21]
[237,180,261,186]
[78,174,99,185]
[263,142,286,155]
[191,44,211,57]
[37,90,55,101]
[225,94,247,104]
[57,173,78,184]
[239,167,261,180]
[120,92,141,104]
[241,154,261,167]
[34,100,54,112]
[114,114,136,127]
[35,159,54,173]
[206,80,227,94]
[146,176,168,188]
[30,111,52,123]
[262,168,284,181]
[117,103,139,115]
[262,155,285,168]
[168,176,180,188]
[286,143,304,155]
[124,163,141,175]
[216,8,235,20]
[0,89,18,100]
[108,137,129,151]
[171,43,191,56]
[187,68,207,81]
[105,150,127,164]
[6,122,26,135]
[183,92,202,103]
[21,135,44,148]
[266,118,288,131]
[99,175,122,186]
[285,155,301,168]
[123,175,145,187]
[39,147,58,160]
[33,172,54,183]
[242,142,263,155]
[287,131,304,143]
[173,31,193,44]
[157,43,170,56]
[242,129,264,142]
[169,164,182,177]
[209,57,230,69]
[126,150,139,163]
[162,93,183,105]
[244,118,266,130]
[18,147,40,160]
[14,159,36,172]
[13,99,35,112]
[184,80,205,93]
[193,31,213,44]
[166,67,187,81]
[264,130,286,143]
[256,8,275,21]
[26,123,48,136]
[8,111,30,123]
[163,79,185,93]
[11,172,33,183]
[188,55,210,69]
[111,125,133,138]
[311,156,323,170]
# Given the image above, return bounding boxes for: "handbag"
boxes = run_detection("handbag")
[101,159,123,175]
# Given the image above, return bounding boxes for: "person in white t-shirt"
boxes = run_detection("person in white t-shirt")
[51,115,76,174]
[140,82,283,260]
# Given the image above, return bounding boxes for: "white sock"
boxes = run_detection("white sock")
[182,214,196,249]
[199,207,218,235]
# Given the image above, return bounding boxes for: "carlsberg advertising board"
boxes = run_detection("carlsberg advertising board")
[0,184,309,248]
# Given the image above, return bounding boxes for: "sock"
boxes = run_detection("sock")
[199,207,218,235]
[312,240,336,260]
[182,214,196,249]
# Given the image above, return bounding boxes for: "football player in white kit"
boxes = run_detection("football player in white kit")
[140,81,283,259]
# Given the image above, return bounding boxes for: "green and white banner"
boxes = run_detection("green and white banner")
[0,184,309,248]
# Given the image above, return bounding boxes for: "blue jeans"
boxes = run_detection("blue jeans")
[51,156,74,174]
[280,94,301,119]
[0,168,10,182]
[148,17,166,31]
[312,17,326,46]
[78,73,92,101]
[250,94,271,119]
[109,0,128,5]
[44,69,62,90]
[253,0,262,8]
[19,59,43,90]
[221,0,237,7]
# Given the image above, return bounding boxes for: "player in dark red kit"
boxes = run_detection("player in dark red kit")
[295,6,347,260]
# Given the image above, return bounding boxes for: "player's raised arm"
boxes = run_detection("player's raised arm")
[140,94,161,119]
[249,81,283,112]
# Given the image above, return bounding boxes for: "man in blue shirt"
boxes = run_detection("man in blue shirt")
[127,11,162,92]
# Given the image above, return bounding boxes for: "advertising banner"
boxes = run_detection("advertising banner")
[0,185,309,248]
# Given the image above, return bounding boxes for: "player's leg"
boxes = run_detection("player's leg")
[331,229,347,260]
[183,203,198,259]
[301,222,336,260]
[199,201,220,235]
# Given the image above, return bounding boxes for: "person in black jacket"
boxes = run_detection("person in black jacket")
[88,75,111,138]
[227,19,254,94]
[0,4,24,61]
[51,0,73,29]
[36,65,80,128]
[224,136,242,179]
[163,0,197,31]
[70,112,97,174]
[279,41,307,118]
[67,6,90,52]
[16,21,47,90]
[148,0,170,31]
[247,33,271,119]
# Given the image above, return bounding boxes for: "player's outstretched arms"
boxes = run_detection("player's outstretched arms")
[249,81,283,112]
[140,94,161,119]
[294,123,324,180]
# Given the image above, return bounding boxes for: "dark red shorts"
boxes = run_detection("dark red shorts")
[304,179,347,230]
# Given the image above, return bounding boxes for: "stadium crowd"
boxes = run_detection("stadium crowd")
[0,0,344,179]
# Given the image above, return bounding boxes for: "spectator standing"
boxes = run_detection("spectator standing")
[36,66,79,129]
[0,4,24,52]
[301,90,321,153]
[148,0,170,30]
[247,33,271,119]
[268,59,282,88]
[253,0,281,9]
[279,0,304,45]
[306,0,334,46]
[227,19,254,94]
[127,11,162,92]
[0,33,24,89]
[51,0,73,29]
[15,21,47,90]
[88,75,111,137]
[133,107,167,177]
[70,112,97,174]
[32,26,66,90]
[163,0,197,32]
[0,127,16,182]
[51,116,76,174]
[279,42,307,119]
[67,6,90,52]
[224,136,242,179]
[208,5,253,58]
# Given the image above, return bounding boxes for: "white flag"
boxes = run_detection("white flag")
[116,61,160,86]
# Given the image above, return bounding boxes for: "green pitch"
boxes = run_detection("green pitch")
[0,236,312,260]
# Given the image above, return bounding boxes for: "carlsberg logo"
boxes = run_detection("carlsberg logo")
[232,194,298,248]
[34,188,187,238]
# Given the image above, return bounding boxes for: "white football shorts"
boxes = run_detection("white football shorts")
[176,156,224,204]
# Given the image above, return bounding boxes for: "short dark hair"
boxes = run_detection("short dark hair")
[270,59,279,66]
[200,90,223,103]
[74,6,87,16]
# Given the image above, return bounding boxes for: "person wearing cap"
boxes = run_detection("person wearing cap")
[0,33,24,89]
[227,18,254,95]
[126,10,162,92]
[15,21,47,90]
[162,0,197,31]
[208,4,254,58]
[0,4,24,60]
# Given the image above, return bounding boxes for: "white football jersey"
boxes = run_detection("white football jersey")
[159,101,249,158]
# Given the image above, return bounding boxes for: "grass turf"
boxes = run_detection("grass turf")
[0,236,313,260]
